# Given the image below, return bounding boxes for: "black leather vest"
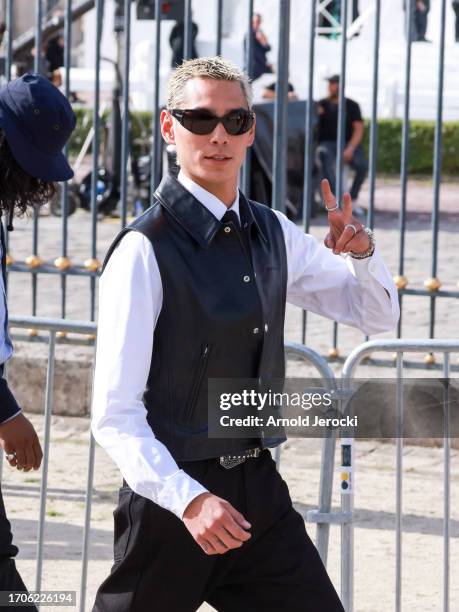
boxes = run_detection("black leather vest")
[103,174,288,461]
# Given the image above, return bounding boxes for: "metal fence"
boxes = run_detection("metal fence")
[2,320,456,611]
[0,0,455,358]
[341,338,457,612]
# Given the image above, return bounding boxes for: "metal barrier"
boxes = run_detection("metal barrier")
[1,319,457,610]
[341,338,458,612]
[0,0,455,365]
[1,322,348,611]
[0,316,97,611]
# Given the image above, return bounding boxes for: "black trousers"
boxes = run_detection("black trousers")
[93,449,344,612]
[0,484,38,612]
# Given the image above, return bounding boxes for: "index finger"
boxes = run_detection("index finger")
[221,512,252,542]
[320,179,336,207]
[320,179,337,210]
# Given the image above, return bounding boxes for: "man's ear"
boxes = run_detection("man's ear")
[160,109,175,144]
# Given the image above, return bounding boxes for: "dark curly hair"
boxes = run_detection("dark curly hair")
[0,129,56,217]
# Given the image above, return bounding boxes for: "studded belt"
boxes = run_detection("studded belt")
[219,447,262,469]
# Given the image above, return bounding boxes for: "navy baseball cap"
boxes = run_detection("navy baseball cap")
[0,73,76,181]
[325,74,340,83]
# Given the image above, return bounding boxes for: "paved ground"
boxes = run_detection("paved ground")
[2,415,457,612]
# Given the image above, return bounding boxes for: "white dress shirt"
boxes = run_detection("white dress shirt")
[91,170,400,520]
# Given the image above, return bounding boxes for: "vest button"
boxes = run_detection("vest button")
[264,323,269,332]
[224,226,231,233]
[253,327,259,334]
[243,275,250,283]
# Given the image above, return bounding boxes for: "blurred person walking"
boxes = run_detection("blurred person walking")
[0,74,76,609]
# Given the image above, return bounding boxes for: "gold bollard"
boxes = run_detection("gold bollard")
[84,258,100,272]
[424,353,435,365]
[393,275,408,290]
[25,255,44,269]
[424,277,441,292]
[54,256,72,271]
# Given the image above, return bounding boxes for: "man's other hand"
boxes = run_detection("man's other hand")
[0,413,43,471]
[183,492,252,555]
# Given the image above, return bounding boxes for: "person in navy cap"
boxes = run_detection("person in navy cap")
[0,73,76,609]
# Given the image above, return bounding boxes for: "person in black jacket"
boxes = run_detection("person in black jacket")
[0,74,75,609]
[453,1,459,41]
[169,20,199,68]
[244,13,273,80]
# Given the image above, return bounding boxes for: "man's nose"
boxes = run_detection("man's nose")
[210,121,229,144]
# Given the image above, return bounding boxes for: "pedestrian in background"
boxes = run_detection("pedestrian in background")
[244,13,273,81]
[316,74,368,215]
[0,73,76,610]
[453,1,459,41]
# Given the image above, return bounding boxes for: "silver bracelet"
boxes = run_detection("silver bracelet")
[349,227,375,259]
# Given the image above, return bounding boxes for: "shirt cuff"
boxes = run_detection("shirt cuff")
[0,378,22,424]
[0,409,22,425]
[346,245,388,283]
[155,469,209,520]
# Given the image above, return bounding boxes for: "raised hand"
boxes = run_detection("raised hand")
[321,179,370,255]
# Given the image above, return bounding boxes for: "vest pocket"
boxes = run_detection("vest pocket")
[183,343,212,423]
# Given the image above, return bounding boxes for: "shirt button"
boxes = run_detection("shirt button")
[264,323,269,332]
[224,226,231,233]
[243,275,250,283]
[253,327,259,334]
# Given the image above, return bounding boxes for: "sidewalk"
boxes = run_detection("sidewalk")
[2,414,457,612]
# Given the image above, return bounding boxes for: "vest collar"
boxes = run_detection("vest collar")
[154,173,267,249]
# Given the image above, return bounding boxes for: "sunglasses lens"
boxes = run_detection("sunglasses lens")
[181,111,219,135]
[223,111,253,135]
[173,109,253,136]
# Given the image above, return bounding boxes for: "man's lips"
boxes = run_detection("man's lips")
[203,155,233,162]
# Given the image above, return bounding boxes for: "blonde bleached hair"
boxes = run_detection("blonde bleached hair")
[166,56,253,110]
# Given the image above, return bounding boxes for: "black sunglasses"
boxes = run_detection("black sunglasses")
[170,108,255,136]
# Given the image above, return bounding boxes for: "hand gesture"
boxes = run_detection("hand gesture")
[321,179,369,255]
[183,492,252,555]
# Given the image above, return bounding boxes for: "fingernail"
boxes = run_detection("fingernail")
[243,521,251,529]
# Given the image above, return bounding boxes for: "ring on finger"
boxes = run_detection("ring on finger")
[6,452,16,461]
[344,223,359,236]
[325,203,339,212]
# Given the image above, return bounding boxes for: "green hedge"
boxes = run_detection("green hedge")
[362,118,459,175]
[69,109,459,175]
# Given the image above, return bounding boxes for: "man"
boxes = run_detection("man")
[169,19,199,68]
[403,0,431,42]
[453,1,459,42]
[244,13,273,81]
[317,74,369,214]
[0,74,76,607]
[261,80,298,101]
[92,57,399,611]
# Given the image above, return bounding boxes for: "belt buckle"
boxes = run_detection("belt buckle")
[219,455,247,469]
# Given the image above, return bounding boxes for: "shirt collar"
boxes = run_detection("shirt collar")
[177,170,240,222]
